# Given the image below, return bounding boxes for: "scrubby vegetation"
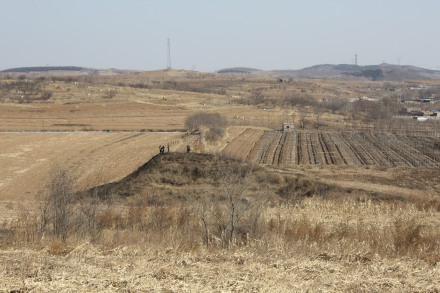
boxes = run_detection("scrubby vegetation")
[5,154,440,265]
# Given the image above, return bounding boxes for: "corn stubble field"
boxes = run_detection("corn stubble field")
[1,70,440,292]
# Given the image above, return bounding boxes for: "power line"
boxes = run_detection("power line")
[166,38,171,70]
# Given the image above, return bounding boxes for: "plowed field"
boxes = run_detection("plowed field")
[220,128,266,160]
[223,130,440,167]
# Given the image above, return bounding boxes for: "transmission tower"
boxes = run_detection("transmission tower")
[166,38,171,70]
[354,53,358,66]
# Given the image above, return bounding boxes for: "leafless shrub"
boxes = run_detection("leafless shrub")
[103,89,117,99]
[277,177,336,203]
[96,208,124,230]
[7,204,40,246]
[48,240,69,255]
[39,90,53,100]
[205,127,225,141]
[320,97,349,113]
[393,219,424,255]
[285,216,324,244]
[78,196,102,240]
[0,83,6,103]
[352,99,399,122]
[130,82,150,89]
[37,166,105,242]
[299,112,307,129]
[195,160,264,247]
[284,94,318,108]
[39,165,78,241]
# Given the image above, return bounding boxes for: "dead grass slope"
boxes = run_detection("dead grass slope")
[2,153,440,292]
[88,152,439,205]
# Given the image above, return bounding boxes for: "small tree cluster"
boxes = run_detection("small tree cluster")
[320,97,349,113]
[0,77,53,103]
[344,69,384,81]
[231,91,319,109]
[352,99,399,121]
[185,112,227,141]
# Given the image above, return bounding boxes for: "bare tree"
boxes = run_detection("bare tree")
[299,112,307,130]
[103,89,117,99]
[185,112,228,143]
[40,165,77,240]
[217,160,261,244]
[185,112,227,132]
[314,110,322,129]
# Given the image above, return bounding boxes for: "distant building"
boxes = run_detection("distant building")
[405,107,422,113]
[282,123,295,132]
[360,96,378,102]
[402,98,435,104]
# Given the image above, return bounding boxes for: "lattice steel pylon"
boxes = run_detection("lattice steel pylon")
[166,38,171,70]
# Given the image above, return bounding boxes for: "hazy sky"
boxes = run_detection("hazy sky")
[1,0,439,72]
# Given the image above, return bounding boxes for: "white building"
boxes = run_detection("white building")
[282,123,295,132]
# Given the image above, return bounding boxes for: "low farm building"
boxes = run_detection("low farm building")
[282,123,295,132]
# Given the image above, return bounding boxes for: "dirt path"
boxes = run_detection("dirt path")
[320,178,438,198]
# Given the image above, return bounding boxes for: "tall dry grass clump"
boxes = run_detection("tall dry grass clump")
[259,198,440,263]
[6,191,440,263]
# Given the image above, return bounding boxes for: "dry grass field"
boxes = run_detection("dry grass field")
[1,70,440,291]
[2,242,439,292]
[0,132,185,199]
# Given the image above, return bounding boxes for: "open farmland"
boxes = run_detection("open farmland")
[0,132,186,200]
[222,129,440,167]
[0,101,191,132]
[1,70,440,292]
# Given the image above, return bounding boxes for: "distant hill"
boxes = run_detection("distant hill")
[1,66,87,73]
[216,67,262,75]
[217,64,440,81]
[0,66,137,76]
[3,64,439,81]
